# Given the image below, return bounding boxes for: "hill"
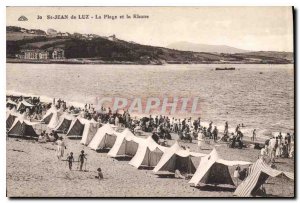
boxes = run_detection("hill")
[6,26,293,64]
[167,41,248,54]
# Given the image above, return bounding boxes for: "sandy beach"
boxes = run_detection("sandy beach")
[6,130,294,197]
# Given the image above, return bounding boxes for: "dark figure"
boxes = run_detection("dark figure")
[67,152,74,170]
[224,121,229,135]
[95,168,104,180]
[152,132,159,144]
[212,126,218,142]
[52,130,59,140]
[78,150,87,171]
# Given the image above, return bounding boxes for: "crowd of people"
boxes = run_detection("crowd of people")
[261,132,294,162]
[7,95,295,157]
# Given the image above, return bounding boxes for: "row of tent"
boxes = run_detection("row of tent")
[63,117,295,197]
[6,106,295,197]
[7,99,35,111]
[85,123,294,197]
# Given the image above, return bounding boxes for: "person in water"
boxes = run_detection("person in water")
[78,150,87,171]
[252,129,256,141]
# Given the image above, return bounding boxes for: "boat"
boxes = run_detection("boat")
[215,67,236,71]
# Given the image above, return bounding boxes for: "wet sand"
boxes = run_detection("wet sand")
[6,133,294,197]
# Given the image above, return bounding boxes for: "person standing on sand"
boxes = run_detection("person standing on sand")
[224,121,229,136]
[67,152,74,170]
[197,129,203,150]
[56,137,66,160]
[269,137,276,162]
[115,115,119,127]
[212,126,218,142]
[234,165,241,185]
[78,150,87,171]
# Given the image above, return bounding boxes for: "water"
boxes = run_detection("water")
[6,63,294,138]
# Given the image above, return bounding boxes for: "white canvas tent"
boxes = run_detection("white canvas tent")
[66,117,97,139]
[6,99,17,107]
[54,113,75,133]
[80,119,99,145]
[189,148,251,187]
[6,108,19,130]
[88,124,117,150]
[17,100,35,111]
[234,158,294,197]
[41,106,61,129]
[8,115,40,138]
[153,142,206,174]
[129,136,167,169]
[107,128,143,158]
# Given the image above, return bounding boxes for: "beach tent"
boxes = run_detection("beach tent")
[80,119,99,145]
[129,136,167,169]
[6,109,19,130]
[41,106,61,129]
[6,107,18,119]
[107,128,143,158]
[66,117,95,138]
[233,158,294,197]
[88,124,117,150]
[153,142,206,174]
[54,113,75,133]
[7,116,40,138]
[189,148,251,187]
[6,100,17,108]
[17,100,35,111]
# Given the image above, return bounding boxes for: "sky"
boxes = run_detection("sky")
[6,7,294,52]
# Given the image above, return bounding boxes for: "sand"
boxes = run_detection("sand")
[6,133,294,197]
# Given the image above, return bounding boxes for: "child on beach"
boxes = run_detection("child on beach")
[95,168,104,180]
[78,150,87,171]
[67,152,74,170]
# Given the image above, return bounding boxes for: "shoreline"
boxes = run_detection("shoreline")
[6,58,293,65]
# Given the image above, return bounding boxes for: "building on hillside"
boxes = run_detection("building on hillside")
[20,50,40,59]
[108,34,116,41]
[52,48,65,59]
[47,28,57,35]
[38,51,49,59]
[17,48,64,60]
[20,28,27,33]
[57,32,69,38]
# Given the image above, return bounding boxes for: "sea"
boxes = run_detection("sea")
[6,63,294,139]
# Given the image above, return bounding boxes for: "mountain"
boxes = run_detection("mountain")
[6,26,293,64]
[167,41,249,53]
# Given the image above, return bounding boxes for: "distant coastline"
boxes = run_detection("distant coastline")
[6,58,294,65]
[7,26,294,65]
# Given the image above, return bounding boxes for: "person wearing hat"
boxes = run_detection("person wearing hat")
[78,150,87,171]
